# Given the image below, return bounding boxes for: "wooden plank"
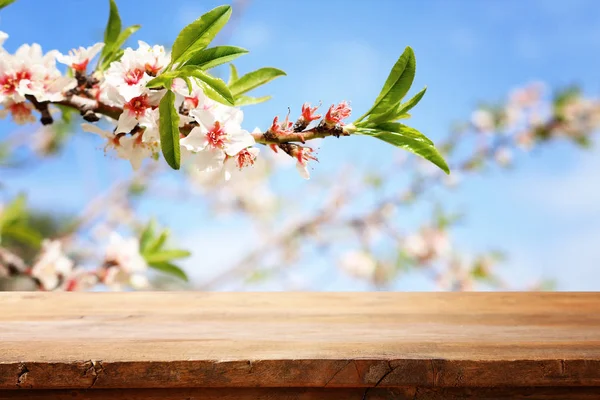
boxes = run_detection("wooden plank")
[1,387,600,400]
[0,293,599,390]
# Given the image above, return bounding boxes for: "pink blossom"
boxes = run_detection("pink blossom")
[294,146,318,179]
[269,115,294,136]
[324,101,351,126]
[0,99,36,124]
[300,102,321,123]
[56,43,104,73]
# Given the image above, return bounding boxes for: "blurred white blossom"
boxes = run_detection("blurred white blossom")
[338,251,377,280]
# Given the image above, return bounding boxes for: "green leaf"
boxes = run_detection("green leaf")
[0,195,43,248]
[181,66,234,105]
[171,5,232,67]
[196,79,233,105]
[113,25,141,52]
[147,230,169,253]
[0,194,26,231]
[148,261,189,282]
[229,67,286,97]
[396,86,427,115]
[358,123,449,174]
[359,122,433,145]
[104,0,122,48]
[574,135,592,148]
[145,249,191,263]
[235,95,272,106]
[139,220,156,253]
[181,76,194,94]
[1,225,42,248]
[554,85,581,108]
[158,90,181,169]
[363,108,398,125]
[186,46,248,70]
[146,75,172,89]
[150,67,234,105]
[358,47,416,122]
[100,25,141,70]
[107,49,124,67]
[55,105,74,124]
[0,0,17,10]
[228,64,239,86]
[368,86,427,124]
[245,269,271,284]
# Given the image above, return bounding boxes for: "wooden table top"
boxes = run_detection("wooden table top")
[0,292,599,390]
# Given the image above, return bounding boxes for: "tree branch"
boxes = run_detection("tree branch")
[50,97,347,146]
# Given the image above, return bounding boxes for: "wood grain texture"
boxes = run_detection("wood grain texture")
[1,387,600,400]
[0,292,599,391]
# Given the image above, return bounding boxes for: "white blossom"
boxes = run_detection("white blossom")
[338,251,377,280]
[30,240,74,290]
[103,233,148,290]
[494,147,512,166]
[0,31,8,48]
[0,99,36,124]
[223,147,260,180]
[57,42,104,73]
[101,41,169,105]
[81,123,157,170]
[60,269,99,291]
[404,227,451,263]
[0,42,76,105]
[181,103,255,174]
[114,91,164,134]
[471,109,495,132]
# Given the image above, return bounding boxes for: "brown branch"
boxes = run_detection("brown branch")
[25,95,52,125]
[49,97,347,146]
[254,125,346,145]
[56,99,122,121]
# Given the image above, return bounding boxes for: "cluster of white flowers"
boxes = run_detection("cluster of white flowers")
[403,227,451,264]
[0,32,76,124]
[102,232,149,290]
[87,40,258,177]
[23,233,150,292]
[178,83,259,179]
[80,40,258,177]
[469,83,546,135]
[560,96,600,137]
[338,250,378,280]
[470,82,600,153]
[189,154,277,219]
[0,32,261,179]
[30,240,97,291]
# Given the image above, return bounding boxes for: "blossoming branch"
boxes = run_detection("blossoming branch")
[0,1,448,181]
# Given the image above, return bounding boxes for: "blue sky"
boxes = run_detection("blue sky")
[1,0,600,290]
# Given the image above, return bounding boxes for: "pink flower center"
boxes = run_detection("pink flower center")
[64,278,78,291]
[269,116,293,136]
[297,147,317,166]
[145,62,161,77]
[184,96,199,109]
[124,95,150,118]
[0,70,31,95]
[301,103,321,122]
[236,149,256,170]
[325,101,352,125]
[124,68,145,85]
[9,102,32,119]
[72,60,89,73]
[206,121,227,149]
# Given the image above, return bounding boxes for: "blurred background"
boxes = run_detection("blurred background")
[1,0,599,291]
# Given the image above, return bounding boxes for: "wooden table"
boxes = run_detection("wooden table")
[0,292,598,399]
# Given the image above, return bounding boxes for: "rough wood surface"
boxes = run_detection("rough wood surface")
[1,387,600,400]
[0,292,599,391]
